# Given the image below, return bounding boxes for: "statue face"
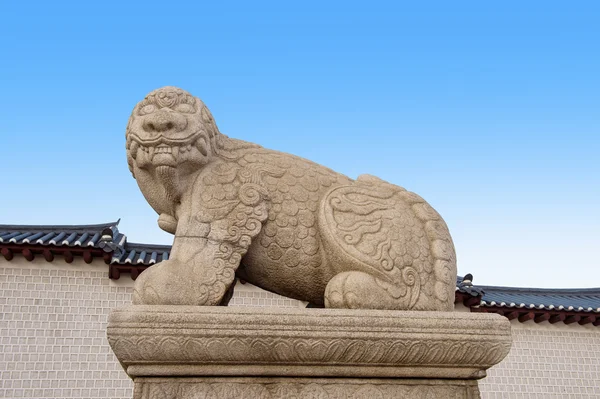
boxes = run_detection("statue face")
[126,87,217,214]
[126,86,213,175]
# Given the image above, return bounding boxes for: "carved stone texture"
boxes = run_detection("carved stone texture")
[133,378,481,399]
[107,306,512,381]
[126,86,457,310]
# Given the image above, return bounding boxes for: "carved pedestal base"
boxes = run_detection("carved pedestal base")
[107,306,511,399]
[133,377,481,398]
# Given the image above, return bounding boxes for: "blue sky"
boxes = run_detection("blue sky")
[1,2,598,288]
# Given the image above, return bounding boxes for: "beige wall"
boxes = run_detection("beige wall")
[480,315,600,398]
[1,258,599,398]
[0,258,134,399]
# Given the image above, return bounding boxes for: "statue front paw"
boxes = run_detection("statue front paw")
[132,260,212,305]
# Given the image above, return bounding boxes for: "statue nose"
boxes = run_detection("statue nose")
[142,109,187,133]
[142,112,175,133]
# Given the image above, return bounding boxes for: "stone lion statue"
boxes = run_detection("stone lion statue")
[126,86,456,311]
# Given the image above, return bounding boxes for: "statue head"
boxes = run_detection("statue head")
[126,86,219,214]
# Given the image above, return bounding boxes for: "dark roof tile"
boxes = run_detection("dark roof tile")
[478,286,600,313]
[110,242,171,265]
[0,221,122,250]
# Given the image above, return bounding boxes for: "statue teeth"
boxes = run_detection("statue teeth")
[196,137,208,156]
[155,145,173,155]
[129,142,140,159]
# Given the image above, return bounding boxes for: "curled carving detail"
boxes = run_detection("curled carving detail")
[239,183,266,206]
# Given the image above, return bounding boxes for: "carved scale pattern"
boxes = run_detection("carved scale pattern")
[238,151,350,271]
[108,335,510,367]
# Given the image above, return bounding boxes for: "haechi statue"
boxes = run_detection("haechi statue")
[126,87,456,311]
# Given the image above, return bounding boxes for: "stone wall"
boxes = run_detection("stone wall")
[1,259,599,398]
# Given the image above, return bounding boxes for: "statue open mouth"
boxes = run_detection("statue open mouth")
[128,131,209,168]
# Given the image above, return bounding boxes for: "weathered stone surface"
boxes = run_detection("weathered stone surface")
[108,306,510,378]
[108,306,510,398]
[132,378,481,399]
[126,86,457,310]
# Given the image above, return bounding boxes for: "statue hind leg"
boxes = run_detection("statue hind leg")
[324,270,420,310]
[318,177,456,311]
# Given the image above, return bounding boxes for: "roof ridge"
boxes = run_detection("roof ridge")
[124,242,173,250]
[477,285,600,294]
[0,221,120,230]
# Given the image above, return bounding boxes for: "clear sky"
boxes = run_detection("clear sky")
[1,2,598,288]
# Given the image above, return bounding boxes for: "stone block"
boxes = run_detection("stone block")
[107,306,512,399]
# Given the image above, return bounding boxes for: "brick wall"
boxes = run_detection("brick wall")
[228,282,306,308]
[1,259,599,398]
[0,261,134,398]
[480,319,600,398]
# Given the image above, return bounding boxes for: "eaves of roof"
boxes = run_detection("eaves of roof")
[477,285,600,313]
[108,243,171,279]
[455,280,600,326]
[0,221,124,250]
[0,221,125,264]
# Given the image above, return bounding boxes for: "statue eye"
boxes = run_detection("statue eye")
[174,103,195,113]
[140,104,156,115]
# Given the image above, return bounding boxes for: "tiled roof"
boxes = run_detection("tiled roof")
[0,221,171,266]
[454,275,600,326]
[0,221,132,265]
[0,221,125,252]
[478,286,600,314]
[110,242,170,265]
[455,275,600,314]
[106,242,171,280]
[456,275,485,297]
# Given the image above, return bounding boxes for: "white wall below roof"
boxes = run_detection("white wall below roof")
[1,258,598,398]
[0,258,135,399]
[480,316,600,398]
[452,303,600,398]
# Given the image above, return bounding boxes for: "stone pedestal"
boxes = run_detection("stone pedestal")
[107,306,511,399]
